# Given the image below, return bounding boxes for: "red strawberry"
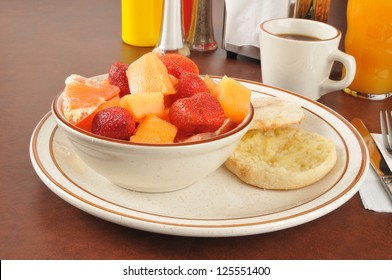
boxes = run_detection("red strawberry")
[169,92,226,133]
[171,71,210,102]
[159,54,199,79]
[92,106,135,140]
[108,62,130,97]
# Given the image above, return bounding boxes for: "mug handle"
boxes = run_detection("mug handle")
[320,49,356,95]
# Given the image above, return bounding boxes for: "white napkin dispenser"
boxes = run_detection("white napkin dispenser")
[222,0,292,59]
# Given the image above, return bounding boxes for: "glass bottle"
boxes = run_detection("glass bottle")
[294,0,330,23]
[187,0,218,51]
[153,0,190,56]
[343,0,392,100]
[183,0,193,38]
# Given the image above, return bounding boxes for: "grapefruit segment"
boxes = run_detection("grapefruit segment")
[62,74,120,125]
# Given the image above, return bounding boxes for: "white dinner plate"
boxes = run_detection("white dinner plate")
[29,78,369,237]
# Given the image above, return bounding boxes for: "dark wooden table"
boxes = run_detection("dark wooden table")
[1,0,391,260]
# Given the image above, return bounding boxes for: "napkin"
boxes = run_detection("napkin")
[224,0,291,48]
[358,133,392,213]
[223,0,291,59]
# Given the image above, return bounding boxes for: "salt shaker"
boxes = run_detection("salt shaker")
[153,0,190,56]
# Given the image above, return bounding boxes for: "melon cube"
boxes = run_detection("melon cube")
[126,52,176,95]
[130,114,178,144]
[119,92,164,121]
[203,75,217,93]
[213,76,251,124]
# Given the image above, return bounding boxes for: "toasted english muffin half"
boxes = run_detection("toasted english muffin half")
[250,96,305,131]
[225,127,337,190]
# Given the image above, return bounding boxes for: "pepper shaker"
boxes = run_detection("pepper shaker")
[187,0,218,51]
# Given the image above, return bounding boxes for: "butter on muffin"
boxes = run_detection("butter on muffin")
[225,96,336,190]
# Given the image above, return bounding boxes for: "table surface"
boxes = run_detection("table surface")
[1,0,391,260]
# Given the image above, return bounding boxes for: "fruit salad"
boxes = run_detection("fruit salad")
[61,52,251,144]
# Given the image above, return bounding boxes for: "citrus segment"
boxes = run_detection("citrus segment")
[62,74,120,125]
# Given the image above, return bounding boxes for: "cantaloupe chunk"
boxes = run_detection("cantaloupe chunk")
[203,75,217,93]
[76,95,120,132]
[213,76,251,124]
[130,114,178,144]
[119,92,165,121]
[168,74,179,89]
[126,52,176,95]
[160,107,171,123]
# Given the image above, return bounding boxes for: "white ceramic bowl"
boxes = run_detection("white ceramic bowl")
[51,92,254,192]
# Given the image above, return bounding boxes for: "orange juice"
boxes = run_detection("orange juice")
[121,0,163,47]
[344,0,392,95]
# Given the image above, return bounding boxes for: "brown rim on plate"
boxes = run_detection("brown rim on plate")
[30,78,369,236]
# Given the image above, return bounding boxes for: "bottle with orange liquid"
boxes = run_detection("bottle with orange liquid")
[344,0,392,100]
[121,0,163,47]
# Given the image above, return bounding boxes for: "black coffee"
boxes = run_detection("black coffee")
[277,34,322,41]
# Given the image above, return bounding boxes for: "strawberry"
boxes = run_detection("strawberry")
[169,92,226,133]
[159,54,199,79]
[171,71,210,102]
[108,62,130,97]
[92,106,135,140]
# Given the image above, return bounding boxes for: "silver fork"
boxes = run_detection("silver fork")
[380,110,392,156]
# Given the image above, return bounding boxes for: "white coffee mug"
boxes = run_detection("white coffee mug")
[260,18,356,100]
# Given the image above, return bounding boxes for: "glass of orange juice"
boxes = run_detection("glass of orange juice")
[343,0,392,100]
